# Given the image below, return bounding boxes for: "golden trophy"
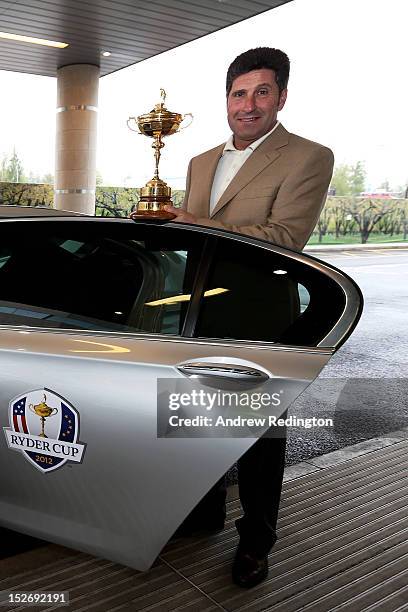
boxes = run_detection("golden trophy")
[29,394,58,438]
[127,89,192,219]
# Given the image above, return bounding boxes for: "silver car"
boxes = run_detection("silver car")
[0,206,363,570]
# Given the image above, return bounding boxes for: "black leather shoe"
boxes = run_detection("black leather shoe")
[232,545,269,588]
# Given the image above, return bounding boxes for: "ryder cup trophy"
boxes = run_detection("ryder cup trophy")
[29,394,58,438]
[127,89,192,219]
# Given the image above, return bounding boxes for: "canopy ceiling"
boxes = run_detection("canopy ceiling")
[0,0,292,78]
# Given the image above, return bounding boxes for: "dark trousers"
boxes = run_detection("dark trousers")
[180,430,287,556]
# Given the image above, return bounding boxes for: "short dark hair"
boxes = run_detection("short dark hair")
[226,47,290,96]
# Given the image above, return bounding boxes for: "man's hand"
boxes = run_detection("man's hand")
[164,205,197,224]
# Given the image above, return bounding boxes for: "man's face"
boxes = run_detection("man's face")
[227,68,287,149]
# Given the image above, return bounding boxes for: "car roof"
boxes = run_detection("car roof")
[0,205,85,218]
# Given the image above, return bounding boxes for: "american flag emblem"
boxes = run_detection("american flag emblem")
[12,398,29,434]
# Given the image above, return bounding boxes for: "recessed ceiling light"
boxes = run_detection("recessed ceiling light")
[101,51,111,57]
[0,31,68,48]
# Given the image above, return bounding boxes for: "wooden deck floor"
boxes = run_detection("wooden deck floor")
[1,439,407,611]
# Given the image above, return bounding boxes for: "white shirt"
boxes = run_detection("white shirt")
[209,121,281,214]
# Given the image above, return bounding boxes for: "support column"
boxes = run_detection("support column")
[55,64,99,214]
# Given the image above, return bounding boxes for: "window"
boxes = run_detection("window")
[194,238,346,346]
[0,221,204,335]
[0,221,349,346]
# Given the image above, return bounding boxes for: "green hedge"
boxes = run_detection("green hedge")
[0,181,185,217]
[1,182,407,243]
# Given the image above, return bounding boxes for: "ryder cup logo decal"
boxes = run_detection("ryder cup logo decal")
[3,388,86,473]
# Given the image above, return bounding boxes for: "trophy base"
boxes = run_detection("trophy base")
[130,196,176,220]
[130,210,175,220]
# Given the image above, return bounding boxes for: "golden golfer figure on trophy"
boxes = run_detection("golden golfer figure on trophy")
[127,89,193,219]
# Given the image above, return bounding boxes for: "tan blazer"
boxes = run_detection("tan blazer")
[183,123,334,251]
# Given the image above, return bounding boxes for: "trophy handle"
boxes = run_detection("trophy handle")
[127,117,142,134]
[50,407,58,416]
[179,113,193,130]
[28,403,35,414]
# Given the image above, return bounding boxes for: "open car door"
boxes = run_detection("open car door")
[0,217,362,569]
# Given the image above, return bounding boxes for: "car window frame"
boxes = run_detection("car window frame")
[0,216,363,351]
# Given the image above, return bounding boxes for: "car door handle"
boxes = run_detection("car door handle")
[177,362,269,382]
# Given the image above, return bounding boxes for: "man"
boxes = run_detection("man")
[165,47,334,588]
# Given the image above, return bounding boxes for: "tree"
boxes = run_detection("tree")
[377,206,400,237]
[349,161,366,195]
[395,201,408,240]
[0,183,53,206]
[379,180,390,191]
[330,199,357,238]
[95,187,137,217]
[346,199,392,243]
[42,173,54,185]
[0,154,8,181]
[330,161,366,195]
[330,164,351,196]
[316,206,330,242]
[27,171,41,184]
[0,149,26,183]
[6,149,25,182]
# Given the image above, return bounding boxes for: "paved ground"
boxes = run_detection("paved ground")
[285,248,408,465]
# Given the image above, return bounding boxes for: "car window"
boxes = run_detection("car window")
[0,221,203,335]
[194,238,346,346]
